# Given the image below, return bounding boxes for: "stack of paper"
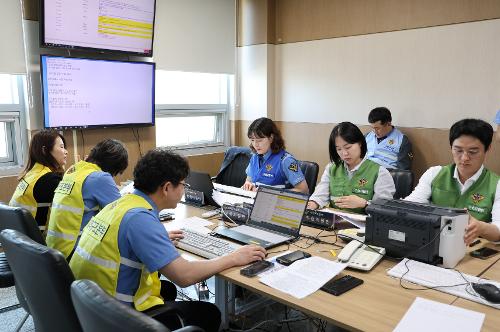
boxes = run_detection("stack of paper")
[259,256,347,299]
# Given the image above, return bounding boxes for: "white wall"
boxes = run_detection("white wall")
[154,0,236,74]
[0,0,25,74]
[271,19,500,128]
[236,44,274,121]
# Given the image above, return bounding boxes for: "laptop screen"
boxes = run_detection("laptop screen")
[249,186,308,235]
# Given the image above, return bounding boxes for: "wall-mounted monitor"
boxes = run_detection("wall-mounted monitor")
[41,55,155,129]
[40,0,156,56]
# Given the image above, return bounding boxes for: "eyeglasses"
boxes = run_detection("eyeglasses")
[179,182,191,188]
[452,148,481,159]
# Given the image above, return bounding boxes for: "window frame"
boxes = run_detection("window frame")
[154,74,232,155]
[0,75,27,174]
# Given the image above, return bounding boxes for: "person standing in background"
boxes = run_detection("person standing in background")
[9,130,67,229]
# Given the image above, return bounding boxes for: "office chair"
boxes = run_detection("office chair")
[0,229,82,332]
[299,160,319,195]
[213,146,252,187]
[71,280,204,332]
[388,169,415,199]
[0,204,45,331]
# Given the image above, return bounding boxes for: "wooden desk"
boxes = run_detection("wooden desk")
[450,248,500,332]
[171,203,499,331]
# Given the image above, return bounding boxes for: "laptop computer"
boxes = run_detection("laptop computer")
[214,185,309,249]
[184,171,220,207]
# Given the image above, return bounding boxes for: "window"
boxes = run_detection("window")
[0,74,26,172]
[155,70,233,154]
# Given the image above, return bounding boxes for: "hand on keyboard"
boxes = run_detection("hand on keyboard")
[229,245,267,266]
[168,229,184,242]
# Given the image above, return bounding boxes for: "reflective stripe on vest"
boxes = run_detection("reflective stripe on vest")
[69,194,164,311]
[46,161,102,258]
[366,128,404,169]
[9,163,52,219]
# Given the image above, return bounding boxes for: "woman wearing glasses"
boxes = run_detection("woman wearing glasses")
[10,130,68,229]
[242,117,309,194]
[405,118,500,245]
[307,122,395,214]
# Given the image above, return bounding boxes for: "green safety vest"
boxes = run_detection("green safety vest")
[329,159,380,214]
[431,164,499,222]
[9,162,52,222]
[69,194,163,311]
[46,161,102,258]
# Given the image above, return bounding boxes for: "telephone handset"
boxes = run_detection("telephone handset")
[337,240,386,271]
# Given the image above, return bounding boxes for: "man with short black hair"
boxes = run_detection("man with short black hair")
[365,107,412,170]
[70,148,266,332]
[406,118,500,244]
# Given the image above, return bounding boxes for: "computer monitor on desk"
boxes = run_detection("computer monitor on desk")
[365,199,468,268]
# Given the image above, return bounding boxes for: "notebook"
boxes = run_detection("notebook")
[214,186,309,249]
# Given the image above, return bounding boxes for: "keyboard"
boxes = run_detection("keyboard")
[213,183,256,199]
[387,259,500,309]
[176,228,241,259]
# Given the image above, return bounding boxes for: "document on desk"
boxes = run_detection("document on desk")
[259,256,347,299]
[212,190,254,206]
[163,216,214,233]
[321,208,366,229]
[394,297,484,332]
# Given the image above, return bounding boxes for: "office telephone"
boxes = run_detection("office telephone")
[337,240,385,271]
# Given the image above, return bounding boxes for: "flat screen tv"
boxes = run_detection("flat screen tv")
[41,55,155,129]
[40,0,156,56]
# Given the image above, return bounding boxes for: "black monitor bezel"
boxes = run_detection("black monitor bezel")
[40,54,156,130]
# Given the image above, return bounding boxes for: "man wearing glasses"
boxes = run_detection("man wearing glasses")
[70,148,266,332]
[405,118,500,245]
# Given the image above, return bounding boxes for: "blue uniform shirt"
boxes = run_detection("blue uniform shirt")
[116,189,179,304]
[81,171,121,230]
[245,149,305,188]
[496,110,500,124]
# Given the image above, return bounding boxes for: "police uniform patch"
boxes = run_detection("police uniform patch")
[471,193,485,204]
[388,139,394,145]
[54,180,75,195]
[357,178,368,187]
[288,162,298,172]
[265,164,273,171]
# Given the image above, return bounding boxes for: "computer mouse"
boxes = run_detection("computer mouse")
[471,283,500,304]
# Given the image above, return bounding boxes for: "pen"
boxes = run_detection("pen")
[469,239,481,247]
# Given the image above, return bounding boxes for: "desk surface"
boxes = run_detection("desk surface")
[172,203,499,332]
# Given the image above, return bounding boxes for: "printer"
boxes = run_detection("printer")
[365,199,469,268]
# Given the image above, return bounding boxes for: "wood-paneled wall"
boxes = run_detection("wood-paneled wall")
[233,120,500,189]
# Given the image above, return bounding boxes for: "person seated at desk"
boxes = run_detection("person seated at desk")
[365,107,412,170]
[46,139,128,258]
[69,148,266,332]
[308,122,395,213]
[405,118,500,244]
[10,130,67,229]
[242,117,309,194]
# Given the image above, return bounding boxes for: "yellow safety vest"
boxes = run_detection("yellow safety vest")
[9,162,52,221]
[69,194,163,311]
[46,161,102,258]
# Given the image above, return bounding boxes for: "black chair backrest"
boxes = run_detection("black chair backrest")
[0,204,45,245]
[299,160,319,195]
[214,146,252,187]
[0,229,81,332]
[71,279,170,332]
[389,169,415,199]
